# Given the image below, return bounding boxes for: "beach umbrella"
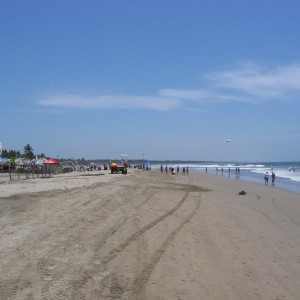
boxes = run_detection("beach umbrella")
[43,158,60,165]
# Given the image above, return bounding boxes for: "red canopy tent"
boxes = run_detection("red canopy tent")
[43,158,61,176]
[43,158,60,165]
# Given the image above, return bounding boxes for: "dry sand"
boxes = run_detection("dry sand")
[0,169,300,300]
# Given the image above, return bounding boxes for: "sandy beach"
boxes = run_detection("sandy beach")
[0,169,300,300]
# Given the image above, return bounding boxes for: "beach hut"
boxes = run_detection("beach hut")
[12,158,30,180]
[0,158,11,181]
[30,158,47,175]
[14,158,29,166]
[43,158,61,176]
[0,158,10,173]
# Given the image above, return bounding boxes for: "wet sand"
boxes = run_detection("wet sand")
[0,169,300,299]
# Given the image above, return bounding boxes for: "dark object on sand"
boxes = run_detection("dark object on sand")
[110,163,128,174]
[238,190,246,195]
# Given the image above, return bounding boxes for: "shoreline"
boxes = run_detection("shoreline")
[152,164,300,195]
[1,169,300,299]
[197,168,300,195]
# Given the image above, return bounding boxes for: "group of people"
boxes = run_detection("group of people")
[215,167,241,175]
[160,165,189,175]
[264,171,276,186]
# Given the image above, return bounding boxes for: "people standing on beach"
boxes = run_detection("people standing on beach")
[264,172,269,186]
[182,167,186,175]
[165,165,168,173]
[160,165,163,173]
[177,165,179,175]
[186,167,189,175]
[271,171,276,186]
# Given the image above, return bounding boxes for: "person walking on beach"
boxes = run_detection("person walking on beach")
[160,165,163,173]
[186,167,189,175]
[271,171,276,186]
[182,167,186,175]
[264,172,269,186]
[177,165,179,175]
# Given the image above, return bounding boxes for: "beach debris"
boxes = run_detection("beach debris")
[238,190,246,195]
[81,173,105,176]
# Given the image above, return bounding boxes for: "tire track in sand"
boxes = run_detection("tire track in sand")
[0,182,157,300]
[103,190,190,264]
[41,188,193,300]
[40,191,156,300]
[125,193,202,299]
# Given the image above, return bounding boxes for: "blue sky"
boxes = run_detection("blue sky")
[1,0,300,161]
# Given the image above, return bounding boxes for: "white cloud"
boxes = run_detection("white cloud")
[159,88,244,103]
[160,63,300,105]
[37,63,300,111]
[205,63,300,101]
[38,94,181,111]
[159,89,212,100]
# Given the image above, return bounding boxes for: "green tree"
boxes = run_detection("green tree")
[1,149,8,157]
[9,150,21,159]
[1,149,21,160]
[23,144,35,160]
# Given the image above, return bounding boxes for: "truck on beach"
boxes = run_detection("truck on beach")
[110,162,128,174]
[109,153,129,174]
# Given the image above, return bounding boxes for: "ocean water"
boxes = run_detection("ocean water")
[153,161,300,195]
